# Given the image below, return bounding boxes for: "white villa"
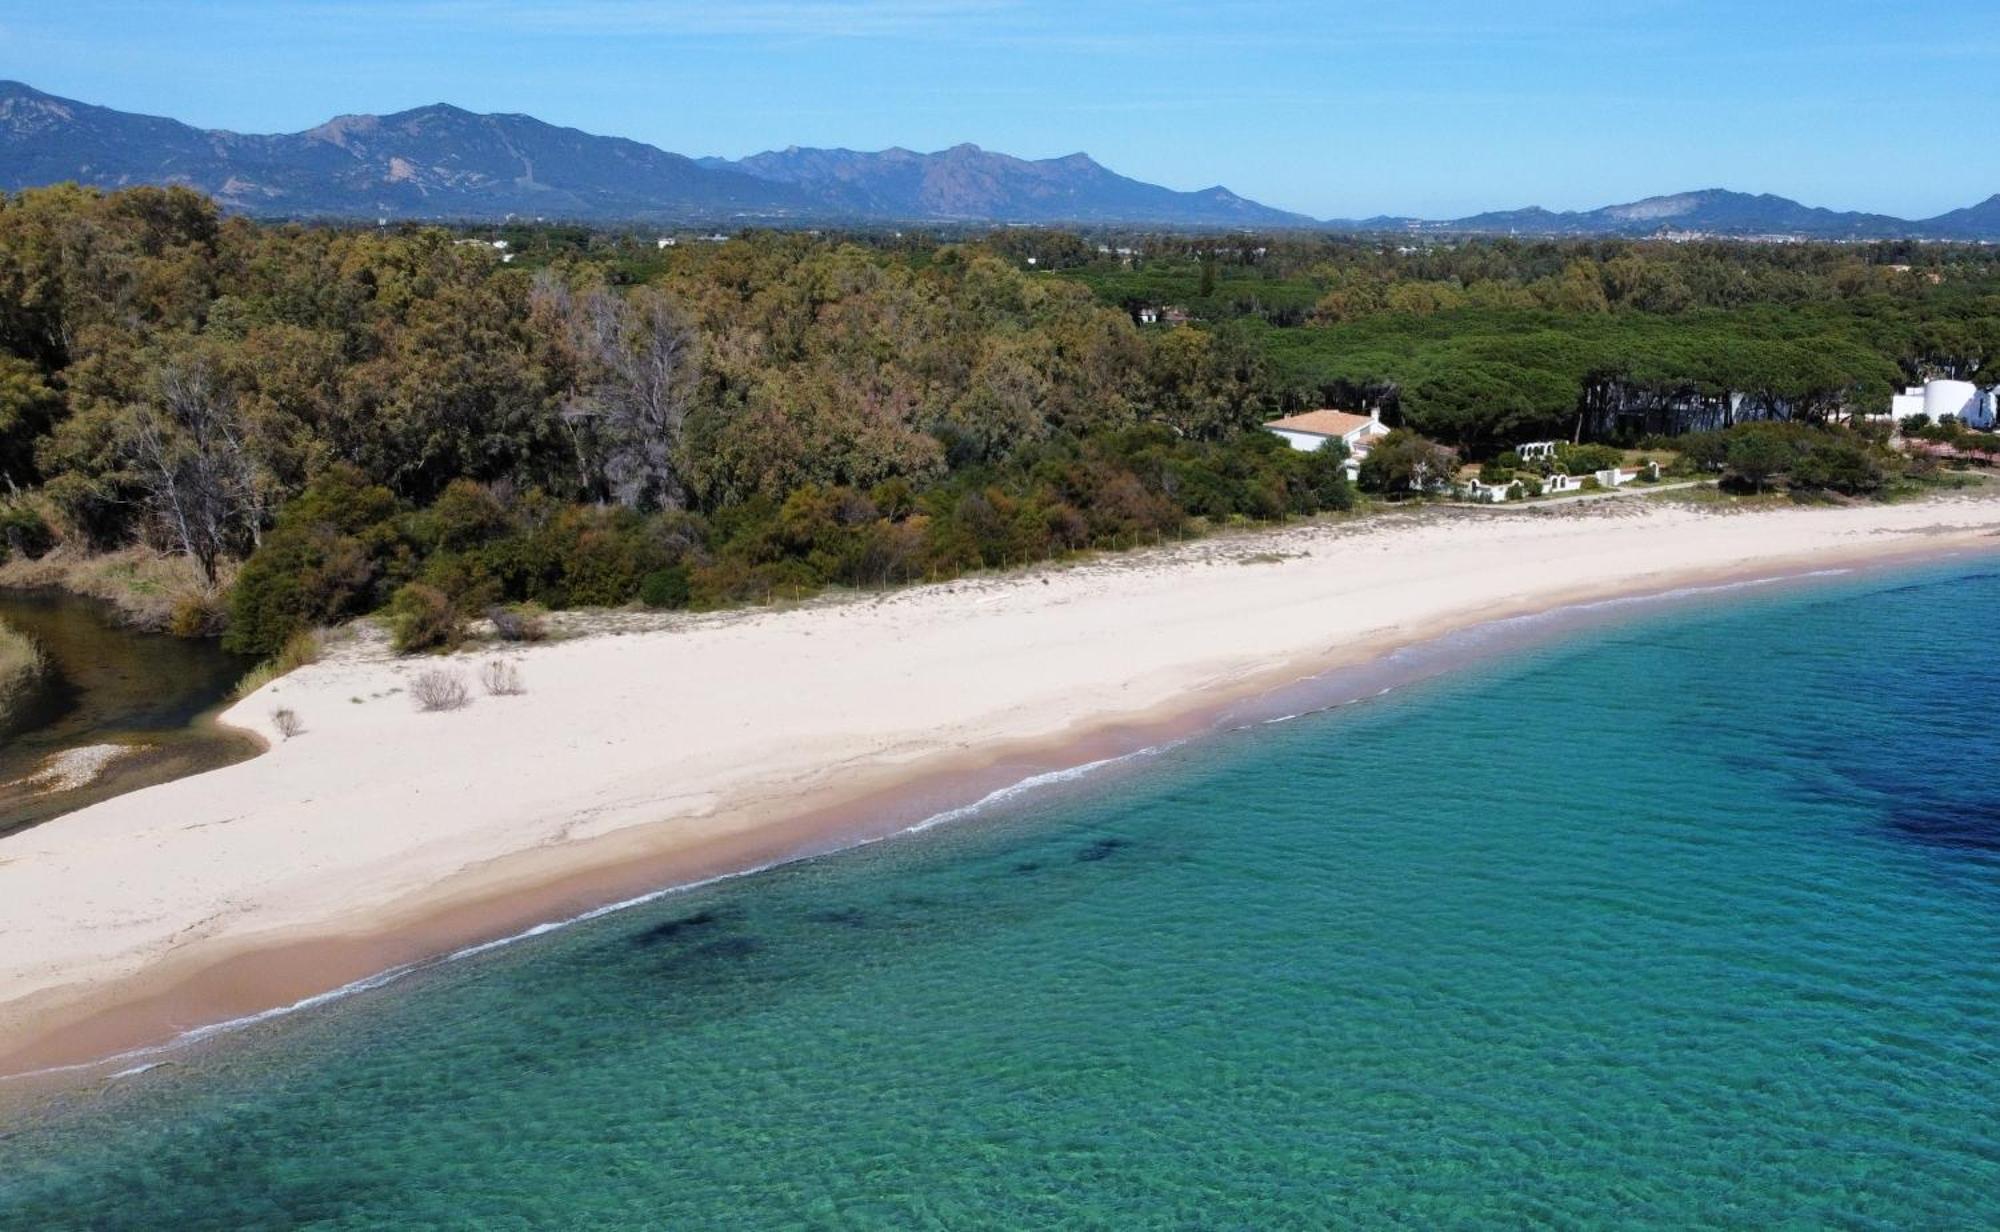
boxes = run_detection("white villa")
[1261,409,1392,479]
[1890,379,1997,429]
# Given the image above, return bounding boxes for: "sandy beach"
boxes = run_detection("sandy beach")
[4,494,1999,1082]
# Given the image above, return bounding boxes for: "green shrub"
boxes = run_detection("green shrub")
[1555,442,1623,475]
[228,522,378,656]
[0,499,54,562]
[387,582,465,654]
[639,566,692,609]
[1357,430,1457,496]
[1285,444,1356,514]
[1790,437,1889,495]
[416,480,512,552]
[225,466,405,657]
[1722,424,1805,492]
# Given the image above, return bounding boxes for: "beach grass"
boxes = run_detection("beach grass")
[0,546,221,632]
[231,629,323,700]
[0,615,49,728]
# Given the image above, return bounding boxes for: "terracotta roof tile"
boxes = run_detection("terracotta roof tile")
[1261,410,1380,438]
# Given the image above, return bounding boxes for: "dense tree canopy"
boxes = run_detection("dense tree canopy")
[1056,232,2000,449]
[2,185,1991,653]
[0,186,1332,652]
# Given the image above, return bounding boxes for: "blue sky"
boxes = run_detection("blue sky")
[3,0,1995,219]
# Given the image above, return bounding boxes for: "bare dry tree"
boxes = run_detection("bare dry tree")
[410,669,470,712]
[599,288,699,510]
[479,658,525,697]
[125,357,266,585]
[534,274,699,511]
[270,707,304,739]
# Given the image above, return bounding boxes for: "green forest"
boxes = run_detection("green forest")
[1,185,1995,660]
[1048,232,2000,449]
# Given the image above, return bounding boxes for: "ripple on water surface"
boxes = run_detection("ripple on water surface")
[5,559,2000,1228]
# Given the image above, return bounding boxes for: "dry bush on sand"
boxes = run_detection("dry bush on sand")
[270,707,304,739]
[479,659,525,696]
[410,669,470,712]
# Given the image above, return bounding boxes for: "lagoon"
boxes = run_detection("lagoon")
[0,590,255,837]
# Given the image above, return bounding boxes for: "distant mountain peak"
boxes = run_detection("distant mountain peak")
[715,142,1313,226]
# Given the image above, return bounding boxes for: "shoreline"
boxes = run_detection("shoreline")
[3,497,1999,1098]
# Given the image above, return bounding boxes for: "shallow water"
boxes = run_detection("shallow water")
[5,559,2000,1227]
[0,590,256,835]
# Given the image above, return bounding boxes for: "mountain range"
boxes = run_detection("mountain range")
[1335,190,2000,242]
[2,81,1996,239]
[0,81,1305,228]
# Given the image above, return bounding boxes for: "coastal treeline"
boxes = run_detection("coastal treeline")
[413,221,2000,452]
[1,184,1991,653]
[0,186,1345,653]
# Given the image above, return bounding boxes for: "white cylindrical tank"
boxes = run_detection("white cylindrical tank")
[1923,379,1979,422]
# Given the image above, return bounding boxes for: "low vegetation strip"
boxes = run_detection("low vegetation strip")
[0,616,49,729]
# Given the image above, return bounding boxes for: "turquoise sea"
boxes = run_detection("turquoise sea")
[5,556,2000,1228]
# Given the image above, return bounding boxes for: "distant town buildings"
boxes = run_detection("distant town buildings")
[451,238,515,262]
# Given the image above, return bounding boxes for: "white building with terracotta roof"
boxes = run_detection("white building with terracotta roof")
[1261,409,1391,478]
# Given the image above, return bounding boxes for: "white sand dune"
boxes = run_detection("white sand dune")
[3,495,1998,1078]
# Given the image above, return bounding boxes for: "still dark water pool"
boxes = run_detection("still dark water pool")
[0,590,256,835]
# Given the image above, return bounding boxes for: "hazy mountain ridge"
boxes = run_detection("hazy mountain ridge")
[704,143,1316,226]
[1339,189,1995,240]
[1,82,1996,236]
